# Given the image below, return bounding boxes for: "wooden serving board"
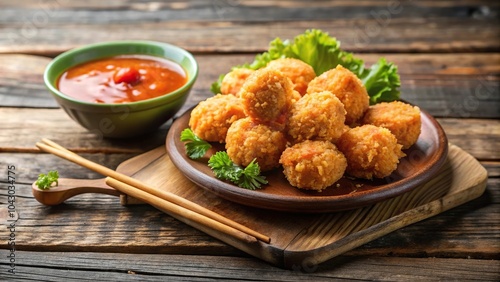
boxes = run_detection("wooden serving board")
[95,142,486,269]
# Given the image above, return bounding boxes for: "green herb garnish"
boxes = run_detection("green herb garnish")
[180,128,212,159]
[35,170,59,190]
[180,129,267,189]
[360,57,401,104]
[208,151,267,190]
[211,29,400,104]
[210,74,225,95]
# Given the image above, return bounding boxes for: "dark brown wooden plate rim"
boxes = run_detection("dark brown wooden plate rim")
[166,105,448,213]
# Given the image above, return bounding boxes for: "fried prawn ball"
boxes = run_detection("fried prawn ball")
[220,68,255,96]
[265,58,316,95]
[307,65,369,125]
[287,91,346,143]
[239,68,295,127]
[189,94,246,143]
[225,117,287,172]
[362,101,421,149]
[336,125,405,179]
[279,140,347,191]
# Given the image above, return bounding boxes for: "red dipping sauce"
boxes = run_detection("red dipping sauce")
[57,55,187,103]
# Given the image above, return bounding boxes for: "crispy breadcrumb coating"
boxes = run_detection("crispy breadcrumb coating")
[362,101,421,149]
[336,124,405,179]
[239,68,295,128]
[287,91,346,143]
[307,65,369,125]
[190,60,415,190]
[225,117,287,172]
[189,94,246,143]
[280,140,347,191]
[266,58,316,95]
[220,68,255,96]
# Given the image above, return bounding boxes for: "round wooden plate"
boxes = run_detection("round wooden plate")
[166,107,448,213]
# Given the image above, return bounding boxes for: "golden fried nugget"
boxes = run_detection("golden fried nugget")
[336,124,405,179]
[287,91,346,143]
[225,117,287,172]
[280,140,347,191]
[239,68,295,128]
[189,94,246,143]
[220,68,255,96]
[266,58,316,95]
[362,101,421,149]
[307,65,369,125]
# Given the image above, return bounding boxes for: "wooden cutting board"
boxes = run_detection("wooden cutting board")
[95,142,485,269]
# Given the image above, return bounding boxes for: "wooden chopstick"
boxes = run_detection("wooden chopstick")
[104,177,257,244]
[36,139,271,244]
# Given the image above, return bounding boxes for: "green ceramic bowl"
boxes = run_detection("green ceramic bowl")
[44,40,198,138]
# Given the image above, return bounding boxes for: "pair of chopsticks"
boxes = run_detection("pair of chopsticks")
[36,138,271,244]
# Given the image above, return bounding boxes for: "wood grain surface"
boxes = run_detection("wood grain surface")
[0,0,499,280]
[6,251,500,281]
[1,1,499,55]
[18,143,488,269]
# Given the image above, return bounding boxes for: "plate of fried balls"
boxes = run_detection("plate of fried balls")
[166,59,448,213]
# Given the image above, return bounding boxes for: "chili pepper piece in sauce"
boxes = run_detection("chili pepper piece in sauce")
[113,67,141,85]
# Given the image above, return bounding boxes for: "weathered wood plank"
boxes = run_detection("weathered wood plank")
[2,0,498,23]
[2,0,498,10]
[1,53,499,118]
[1,0,499,55]
[437,119,500,160]
[0,107,172,154]
[0,54,55,108]
[1,18,498,56]
[0,251,498,281]
[0,154,497,259]
[482,161,500,177]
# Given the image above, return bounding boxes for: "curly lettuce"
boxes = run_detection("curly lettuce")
[211,29,400,104]
[359,58,401,104]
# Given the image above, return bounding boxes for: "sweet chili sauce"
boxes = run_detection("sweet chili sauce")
[57,55,187,103]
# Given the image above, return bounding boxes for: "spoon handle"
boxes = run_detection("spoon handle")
[31,178,143,206]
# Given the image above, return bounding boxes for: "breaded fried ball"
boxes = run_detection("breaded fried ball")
[220,68,254,96]
[287,91,346,143]
[336,125,405,179]
[307,65,370,125]
[225,117,287,172]
[239,68,295,127]
[189,94,246,143]
[266,58,316,95]
[280,140,347,191]
[362,101,421,149]
[290,89,302,104]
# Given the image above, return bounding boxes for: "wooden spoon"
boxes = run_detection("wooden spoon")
[31,178,143,205]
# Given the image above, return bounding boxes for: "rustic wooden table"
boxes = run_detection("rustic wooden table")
[1,1,499,281]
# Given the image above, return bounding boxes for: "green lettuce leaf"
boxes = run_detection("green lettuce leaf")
[210,74,225,95]
[359,58,401,104]
[285,29,365,76]
[238,30,364,76]
[211,29,400,104]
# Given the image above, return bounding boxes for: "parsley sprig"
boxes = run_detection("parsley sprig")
[35,170,59,190]
[208,151,268,190]
[180,128,268,190]
[180,128,212,159]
